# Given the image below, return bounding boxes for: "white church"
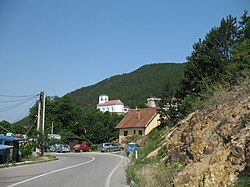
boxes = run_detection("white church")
[96,94,126,114]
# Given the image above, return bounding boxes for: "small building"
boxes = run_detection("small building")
[67,137,88,151]
[97,94,125,114]
[0,145,14,164]
[0,135,22,164]
[145,97,161,108]
[115,107,160,143]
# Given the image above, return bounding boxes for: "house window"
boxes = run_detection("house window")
[124,131,128,136]
[134,130,136,134]
[139,130,143,135]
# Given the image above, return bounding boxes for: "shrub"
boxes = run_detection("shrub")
[22,142,32,158]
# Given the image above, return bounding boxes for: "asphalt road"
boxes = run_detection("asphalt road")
[0,152,130,187]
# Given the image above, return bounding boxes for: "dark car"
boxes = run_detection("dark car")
[74,144,92,152]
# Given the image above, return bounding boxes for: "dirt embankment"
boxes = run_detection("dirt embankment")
[157,83,250,186]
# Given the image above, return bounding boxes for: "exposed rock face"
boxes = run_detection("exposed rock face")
[161,86,250,186]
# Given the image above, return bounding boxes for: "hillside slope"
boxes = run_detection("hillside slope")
[67,63,185,109]
[153,81,250,186]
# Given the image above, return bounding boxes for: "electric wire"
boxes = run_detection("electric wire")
[0,97,38,103]
[0,95,38,113]
[25,117,37,135]
[12,96,39,124]
[0,93,40,136]
[0,94,38,98]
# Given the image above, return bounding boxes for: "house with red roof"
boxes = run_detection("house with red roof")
[97,94,126,114]
[115,107,160,143]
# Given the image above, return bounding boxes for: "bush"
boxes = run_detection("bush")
[22,142,32,158]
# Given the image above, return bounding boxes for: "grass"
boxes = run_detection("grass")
[137,126,170,160]
[231,167,250,187]
[232,176,250,187]
[0,155,56,168]
[125,125,185,187]
[126,160,185,187]
[21,155,56,162]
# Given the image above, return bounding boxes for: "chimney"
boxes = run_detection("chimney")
[136,107,140,119]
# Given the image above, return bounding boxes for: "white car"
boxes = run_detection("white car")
[56,144,70,153]
[98,143,124,152]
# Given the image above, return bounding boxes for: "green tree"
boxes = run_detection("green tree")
[225,38,250,84]
[0,120,13,134]
[159,12,249,126]
[178,14,244,98]
[224,12,250,83]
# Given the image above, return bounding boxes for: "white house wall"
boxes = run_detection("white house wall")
[97,104,124,113]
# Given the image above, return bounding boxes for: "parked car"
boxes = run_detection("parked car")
[49,145,56,152]
[74,144,92,152]
[98,143,124,152]
[56,144,70,153]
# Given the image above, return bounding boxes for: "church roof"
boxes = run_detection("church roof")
[97,100,124,106]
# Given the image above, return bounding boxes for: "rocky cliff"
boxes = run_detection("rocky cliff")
[157,82,250,186]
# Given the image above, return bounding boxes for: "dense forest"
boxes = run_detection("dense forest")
[66,63,186,109]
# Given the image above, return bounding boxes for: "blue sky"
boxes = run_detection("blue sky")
[0,0,249,123]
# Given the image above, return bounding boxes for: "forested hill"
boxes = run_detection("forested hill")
[66,63,186,109]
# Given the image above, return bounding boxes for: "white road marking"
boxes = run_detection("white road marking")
[104,154,124,187]
[6,156,95,187]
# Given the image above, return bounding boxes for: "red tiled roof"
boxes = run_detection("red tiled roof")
[97,100,123,106]
[115,108,158,129]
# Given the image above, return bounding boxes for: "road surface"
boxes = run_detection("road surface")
[0,152,130,187]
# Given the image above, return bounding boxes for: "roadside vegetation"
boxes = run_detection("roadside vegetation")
[125,125,187,187]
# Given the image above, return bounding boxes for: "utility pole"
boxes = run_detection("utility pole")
[36,91,46,134]
[42,91,46,135]
[36,91,46,156]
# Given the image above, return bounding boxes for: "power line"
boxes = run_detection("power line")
[0,95,38,113]
[0,96,37,111]
[12,96,39,124]
[0,97,38,103]
[0,94,38,98]
[25,117,37,135]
